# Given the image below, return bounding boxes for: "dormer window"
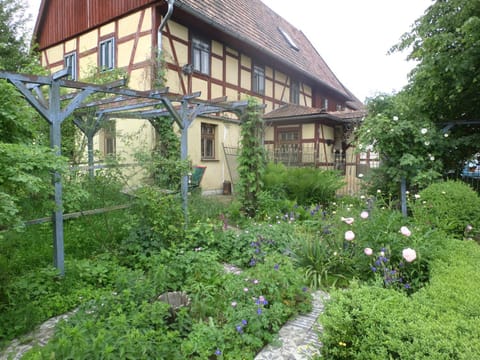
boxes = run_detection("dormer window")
[278,27,299,51]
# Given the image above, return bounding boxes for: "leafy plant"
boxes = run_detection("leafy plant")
[320,238,480,359]
[237,98,266,217]
[410,180,480,237]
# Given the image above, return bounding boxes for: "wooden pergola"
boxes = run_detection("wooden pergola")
[0,69,250,275]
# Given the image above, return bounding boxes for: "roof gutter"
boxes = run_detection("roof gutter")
[157,0,175,53]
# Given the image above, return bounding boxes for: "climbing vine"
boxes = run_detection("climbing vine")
[237,98,266,217]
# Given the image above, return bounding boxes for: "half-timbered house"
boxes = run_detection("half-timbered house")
[33,0,369,194]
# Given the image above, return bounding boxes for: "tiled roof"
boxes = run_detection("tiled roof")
[175,0,353,100]
[263,104,366,122]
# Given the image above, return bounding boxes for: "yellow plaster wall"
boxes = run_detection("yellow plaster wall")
[241,54,251,68]
[65,39,76,53]
[225,87,238,101]
[212,41,223,56]
[211,57,223,80]
[141,8,152,32]
[79,54,97,78]
[265,127,274,142]
[302,124,315,138]
[265,79,273,98]
[134,35,153,64]
[165,69,183,94]
[172,40,188,65]
[225,56,238,86]
[211,83,223,99]
[168,21,188,42]
[318,125,335,163]
[187,118,242,192]
[79,30,98,52]
[118,40,135,68]
[118,12,140,39]
[192,78,209,100]
[265,67,273,79]
[240,69,251,90]
[45,44,63,64]
[129,68,149,91]
[100,23,115,37]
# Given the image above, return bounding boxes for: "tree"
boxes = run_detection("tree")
[0,0,40,72]
[0,0,64,231]
[356,92,444,195]
[391,0,480,169]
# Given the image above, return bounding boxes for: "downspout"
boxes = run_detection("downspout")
[157,0,175,53]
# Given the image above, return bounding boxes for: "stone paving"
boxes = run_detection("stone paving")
[0,309,77,360]
[1,264,329,360]
[255,290,329,360]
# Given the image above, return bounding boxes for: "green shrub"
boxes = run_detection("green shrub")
[411,180,480,237]
[119,186,185,266]
[263,162,344,206]
[319,238,480,359]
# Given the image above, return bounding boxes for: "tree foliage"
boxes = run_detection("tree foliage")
[391,0,480,167]
[360,0,480,194]
[0,0,41,72]
[356,93,444,194]
[0,0,64,230]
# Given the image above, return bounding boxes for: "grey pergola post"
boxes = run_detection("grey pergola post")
[0,70,94,275]
[73,115,105,178]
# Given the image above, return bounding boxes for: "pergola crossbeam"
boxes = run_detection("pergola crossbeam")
[0,69,253,276]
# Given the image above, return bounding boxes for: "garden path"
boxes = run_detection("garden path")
[254,290,329,360]
[2,265,329,360]
[224,263,330,360]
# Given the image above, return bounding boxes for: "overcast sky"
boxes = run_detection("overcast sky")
[261,0,433,101]
[26,0,433,102]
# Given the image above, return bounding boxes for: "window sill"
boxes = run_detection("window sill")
[201,158,219,162]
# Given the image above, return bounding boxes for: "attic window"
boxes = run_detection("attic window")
[278,27,299,51]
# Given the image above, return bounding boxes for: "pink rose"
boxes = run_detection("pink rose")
[364,247,373,256]
[341,217,355,225]
[344,230,355,241]
[400,226,411,237]
[402,248,417,263]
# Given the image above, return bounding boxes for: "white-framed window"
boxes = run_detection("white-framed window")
[201,123,216,159]
[290,80,300,104]
[253,64,265,95]
[64,52,77,80]
[192,36,210,75]
[99,38,115,71]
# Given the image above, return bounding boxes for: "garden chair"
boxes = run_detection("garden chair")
[189,165,206,190]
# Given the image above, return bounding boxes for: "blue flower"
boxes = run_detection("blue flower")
[257,308,262,315]
[274,264,279,270]
[371,266,377,272]
[215,349,222,356]
[241,319,248,325]
[249,258,256,266]
[236,325,243,333]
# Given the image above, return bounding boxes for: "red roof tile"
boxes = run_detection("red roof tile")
[175,0,353,100]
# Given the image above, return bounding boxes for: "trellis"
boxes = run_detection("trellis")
[0,69,249,275]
